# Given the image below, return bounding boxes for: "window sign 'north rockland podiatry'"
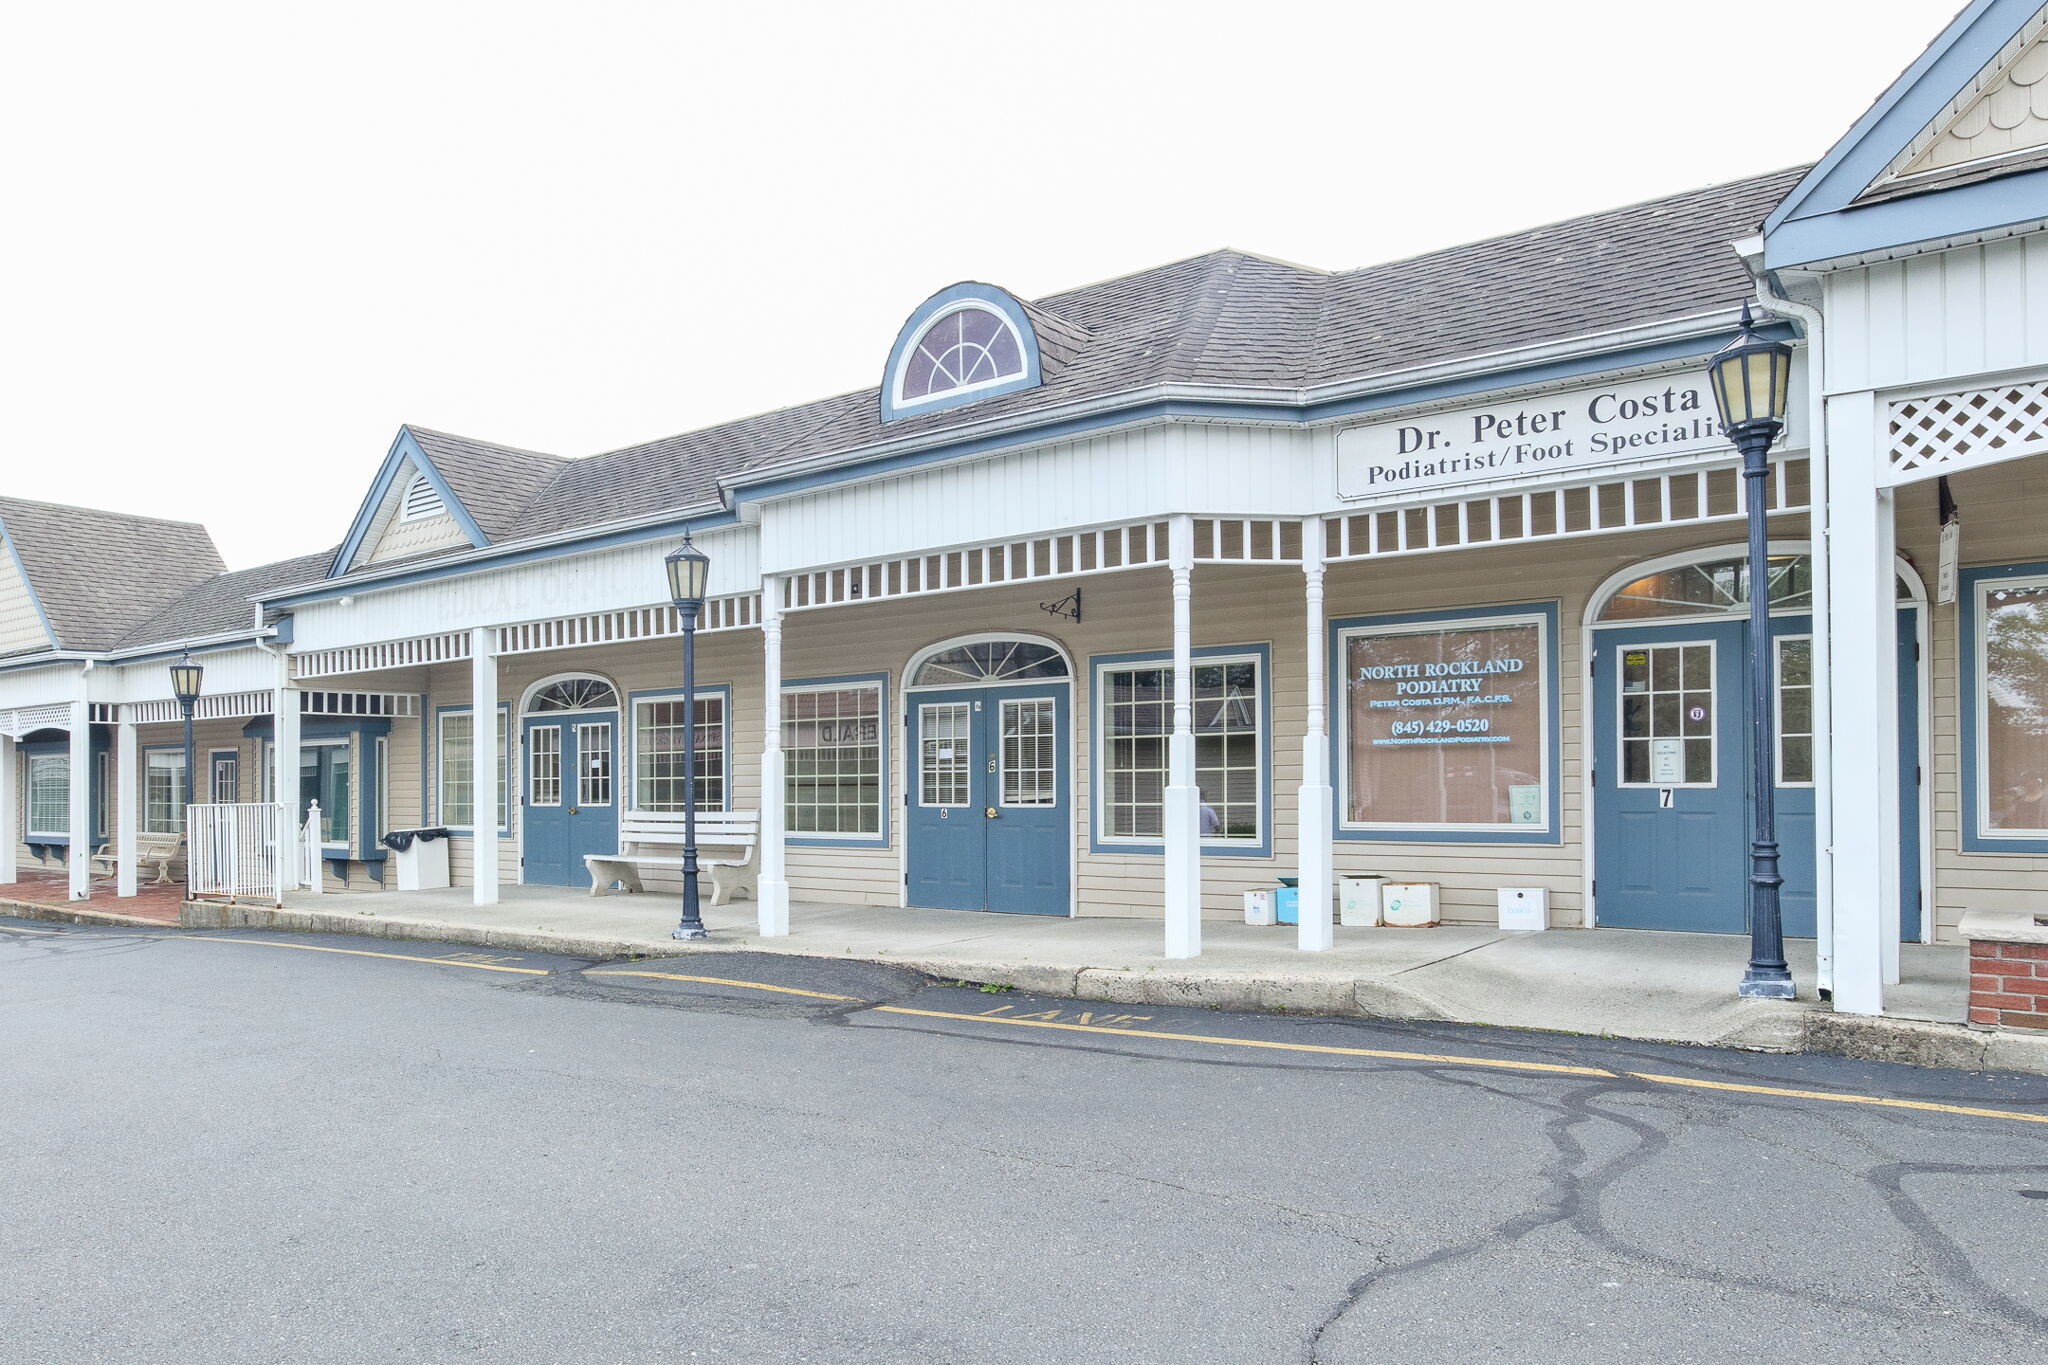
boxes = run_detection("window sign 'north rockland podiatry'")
[1340,612,1550,833]
[1334,370,1802,502]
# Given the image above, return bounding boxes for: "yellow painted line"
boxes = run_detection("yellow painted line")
[871,1005,1618,1076]
[586,968,864,1001]
[165,936,550,975]
[1627,1071,2048,1126]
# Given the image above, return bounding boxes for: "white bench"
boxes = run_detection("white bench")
[90,833,183,885]
[585,810,759,905]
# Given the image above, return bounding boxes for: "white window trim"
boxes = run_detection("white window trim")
[888,301,1030,412]
[916,699,974,809]
[1611,636,1718,793]
[1975,572,2048,841]
[301,737,352,850]
[1092,650,1266,849]
[1774,635,1815,790]
[209,748,240,805]
[143,749,189,835]
[437,708,509,834]
[781,679,886,842]
[628,691,730,814]
[1337,612,1555,831]
[26,752,69,839]
[575,720,615,809]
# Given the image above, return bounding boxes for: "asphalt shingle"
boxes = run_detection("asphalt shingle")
[0,497,224,655]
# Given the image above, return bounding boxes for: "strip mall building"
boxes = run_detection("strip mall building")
[7,0,2048,1018]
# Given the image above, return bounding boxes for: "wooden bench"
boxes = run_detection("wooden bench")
[585,810,759,905]
[89,833,184,885]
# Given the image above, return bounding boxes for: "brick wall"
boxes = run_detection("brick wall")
[1968,939,2048,1030]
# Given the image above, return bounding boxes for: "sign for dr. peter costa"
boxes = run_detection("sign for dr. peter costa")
[1334,372,1795,502]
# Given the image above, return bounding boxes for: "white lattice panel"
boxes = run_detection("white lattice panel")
[0,703,72,738]
[1885,381,2048,488]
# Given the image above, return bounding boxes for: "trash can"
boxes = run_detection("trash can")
[380,827,451,891]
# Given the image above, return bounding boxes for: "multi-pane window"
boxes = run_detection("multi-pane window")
[1776,637,1814,786]
[439,710,508,830]
[577,722,613,807]
[1001,699,1057,807]
[210,753,239,805]
[1979,577,2048,836]
[918,702,971,807]
[26,754,68,836]
[784,683,883,837]
[301,743,351,844]
[1100,658,1262,843]
[145,751,187,834]
[1619,643,1715,785]
[528,725,562,806]
[633,694,726,812]
[898,306,1025,405]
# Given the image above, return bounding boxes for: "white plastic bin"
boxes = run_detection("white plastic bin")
[1497,887,1549,932]
[1381,881,1440,927]
[385,828,451,891]
[1243,889,1278,926]
[1339,875,1386,927]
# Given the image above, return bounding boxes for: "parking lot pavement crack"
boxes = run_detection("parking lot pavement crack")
[1866,1161,2048,1338]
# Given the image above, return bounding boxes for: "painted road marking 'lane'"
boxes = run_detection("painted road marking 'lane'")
[586,968,865,1001]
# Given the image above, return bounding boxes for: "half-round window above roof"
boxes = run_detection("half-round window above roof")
[881,283,1045,421]
[898,306,1026,406]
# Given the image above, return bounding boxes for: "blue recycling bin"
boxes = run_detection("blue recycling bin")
[1275,877,1299,925]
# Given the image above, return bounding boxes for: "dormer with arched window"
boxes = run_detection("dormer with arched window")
[881,283,1047,421]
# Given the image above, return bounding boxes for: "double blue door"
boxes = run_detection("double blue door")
[521,712,618,886]
[1593,612,1921,937]
[906,684,1070,915]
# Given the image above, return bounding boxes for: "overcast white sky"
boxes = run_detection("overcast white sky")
[2,1,1953,569]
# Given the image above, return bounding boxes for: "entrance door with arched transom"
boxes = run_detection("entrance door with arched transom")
[521,676,620,886]
[905,637,1071,915]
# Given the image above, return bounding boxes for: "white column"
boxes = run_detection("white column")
[0,733,16,885]
[757,577,789,937]
[1826,392,1893,1015]
[273,676,301,888]
[470,626,500,907]
[1876,487,1904,990]
[1297,523,1335,951]
[116,711,138,897]
[66,700,90,900]
[1164,515,1201,958]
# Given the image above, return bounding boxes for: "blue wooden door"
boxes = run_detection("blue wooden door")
[906,686,1069,915]
[521,713,618,886]
[1594,621,1750,932]
[1597,614,1921,937]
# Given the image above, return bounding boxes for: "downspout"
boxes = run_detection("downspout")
[1750,271,1831,998]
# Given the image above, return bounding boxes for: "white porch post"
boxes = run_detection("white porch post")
[0,733,15,885]
[1164,514,1202,958]
[116,709,138,897]
[470,626,500,907]
[757,576,790,937]
[66,700,90,900]
[1297,521,1334,951]
[1827,392,1895,1015]
[273,674,301,888]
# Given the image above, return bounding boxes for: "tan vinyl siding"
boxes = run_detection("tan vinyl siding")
[0,541,51,656]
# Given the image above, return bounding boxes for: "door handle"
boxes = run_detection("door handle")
[985,807,999,819]
[569,807,580,815]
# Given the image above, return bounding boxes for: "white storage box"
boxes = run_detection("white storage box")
[1381,881,1440,927]
[387,829,451,891]
[1339,875,1386,927]
[1497,886,1548,932]
[1243,889,1278,926]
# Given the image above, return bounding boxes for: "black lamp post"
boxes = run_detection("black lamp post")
[665,533,712,941]
[1707,304,1796,1000]
[169,652,204,896]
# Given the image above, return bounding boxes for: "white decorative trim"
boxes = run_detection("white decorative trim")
[1885,381,2048,487]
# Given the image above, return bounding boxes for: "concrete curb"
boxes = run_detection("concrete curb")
[154,899,2048,1076]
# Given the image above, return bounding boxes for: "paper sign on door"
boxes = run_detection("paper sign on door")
[1649,738,1686,784]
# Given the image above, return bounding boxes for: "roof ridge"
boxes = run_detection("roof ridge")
[1332,164,1814,278]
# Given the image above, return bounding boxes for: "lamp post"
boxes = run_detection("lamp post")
[1706,304,1796,1000]
[665,533,712,941]
[169,652,204,897]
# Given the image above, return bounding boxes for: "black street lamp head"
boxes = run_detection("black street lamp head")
[169,652,204,707]
[1706,303,1794,439]
[664,533,711,618]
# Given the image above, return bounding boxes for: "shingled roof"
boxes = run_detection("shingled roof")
[403,427,566,541]
[116,547,337,650]
[0,496,224,655]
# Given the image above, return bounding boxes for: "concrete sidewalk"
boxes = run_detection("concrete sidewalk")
[158,883,2048,1073]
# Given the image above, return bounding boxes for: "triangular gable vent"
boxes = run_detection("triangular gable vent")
[1882,6,2048,185]
[400,473,447,522]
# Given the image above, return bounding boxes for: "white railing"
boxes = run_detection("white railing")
[187,802,291,904]
[300,801,325,896]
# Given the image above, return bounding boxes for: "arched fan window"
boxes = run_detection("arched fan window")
[1598,554,1911,621]
[895,306,1027,407]
[526,678,620,712]
[910,640,1069,687]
